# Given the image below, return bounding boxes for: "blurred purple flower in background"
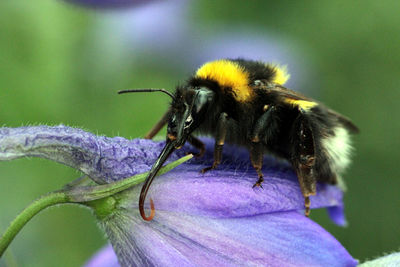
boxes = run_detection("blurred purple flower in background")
[64,0,152,9]
[64,0,312,92]
[0,125,357,266]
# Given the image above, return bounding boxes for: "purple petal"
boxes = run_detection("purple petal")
[84,244,119,267]
[117,137,345,218]
[0,126,345,219]
[124,166,344,218]
[101,210,356,267]
[0,125,186,184]
[1,126,355,265]
[327,205,348,226]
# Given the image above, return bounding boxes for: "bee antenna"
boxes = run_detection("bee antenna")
[118,88,175,101]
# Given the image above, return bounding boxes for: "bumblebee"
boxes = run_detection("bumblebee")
[119,59,358,221]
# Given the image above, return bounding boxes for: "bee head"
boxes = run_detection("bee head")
[131,86,214,221]
[168,87,215,148]
[117,85,214,221]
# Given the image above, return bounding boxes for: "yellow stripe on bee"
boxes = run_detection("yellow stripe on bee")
[271,64,290,85]
[285,99,317,111]
[195,60,253,102]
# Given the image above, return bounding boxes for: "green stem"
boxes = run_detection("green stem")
[0,154,193,257]
[65,154,193,202]
[0,192,68,257]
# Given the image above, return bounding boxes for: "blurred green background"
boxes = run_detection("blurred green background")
[1,0,399,266]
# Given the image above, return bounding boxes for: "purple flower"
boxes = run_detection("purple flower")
[85,245,119,267]
[0,125,357,266]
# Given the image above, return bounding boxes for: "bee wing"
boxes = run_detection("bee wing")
[325,108,359,134]
[258,85,359,134]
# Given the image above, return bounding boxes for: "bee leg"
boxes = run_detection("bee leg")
[187,135,205,158]
[201,112,228,173]
[249,105,275,188]
[291,114,316,216]
[250,141,264,188]
[144,108,172,139]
